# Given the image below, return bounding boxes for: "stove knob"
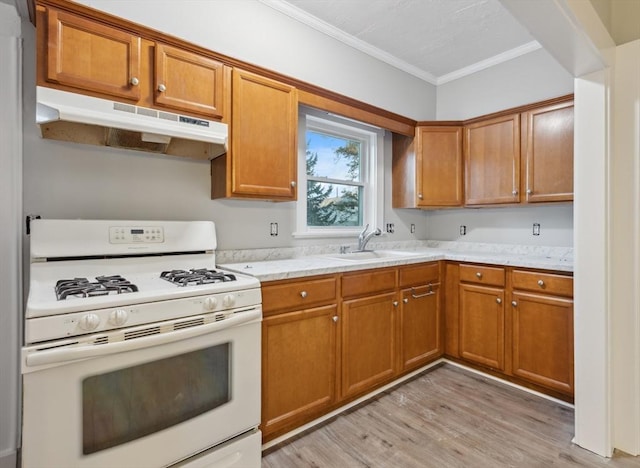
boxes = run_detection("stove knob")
[204,297,218,311]
[78,313,101,331]
[109,309,129,326]
[222,294,236,308]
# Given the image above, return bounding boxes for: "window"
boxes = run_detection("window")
[295,108,384,238]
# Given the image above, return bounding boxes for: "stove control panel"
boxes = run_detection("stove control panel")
[109,226,165,244]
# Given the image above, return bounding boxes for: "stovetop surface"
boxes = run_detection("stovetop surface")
[27,253,260,318]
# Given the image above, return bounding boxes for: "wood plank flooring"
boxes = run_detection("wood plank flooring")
[262,364,640,467]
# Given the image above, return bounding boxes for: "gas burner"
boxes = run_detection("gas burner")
[161,268,237,287]
[55,275,139,301]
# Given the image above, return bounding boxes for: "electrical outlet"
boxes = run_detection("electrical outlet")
[533,223,540,236]
[410,224,416,234]
[459,225,467,236]
[386,223,395,233]
[270,222,278,236]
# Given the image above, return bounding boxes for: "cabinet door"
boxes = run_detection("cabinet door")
[416,126,463,207]
[262,305,337,437]
[154,43,226,119]
[465,114,520,205]
[511,292,574,394]
[45,8,141,101]
[459,283,505,370]
[522,102,574,203]
[400,284,442,371]
[342,292,397,398]
[231,69,298,199]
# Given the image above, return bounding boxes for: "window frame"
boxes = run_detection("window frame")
[293,107,384,239]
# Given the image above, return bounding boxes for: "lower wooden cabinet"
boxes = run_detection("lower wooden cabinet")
[341,292,397,398]
[261,305,338,437]
[459,283,506,371]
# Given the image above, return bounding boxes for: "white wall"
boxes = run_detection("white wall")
[0,4,21,468]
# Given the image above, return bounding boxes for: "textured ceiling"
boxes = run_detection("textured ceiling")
[263,0,539,84]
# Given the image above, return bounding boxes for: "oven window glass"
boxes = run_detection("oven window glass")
[82,343,230,455]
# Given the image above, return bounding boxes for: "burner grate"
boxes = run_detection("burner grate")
[55,275,139,301]
[160,268,237,287]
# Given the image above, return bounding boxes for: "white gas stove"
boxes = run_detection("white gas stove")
[22,220,262,468]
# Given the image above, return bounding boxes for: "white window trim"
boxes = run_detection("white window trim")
[293,107,384,239]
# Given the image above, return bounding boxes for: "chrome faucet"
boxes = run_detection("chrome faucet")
[357,224,381,251]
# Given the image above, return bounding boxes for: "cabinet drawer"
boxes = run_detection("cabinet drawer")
[262,276,337,314]
[459,264,505,287]
[342,268,397,298]
[512,270,573,297]
[399,262,439,288]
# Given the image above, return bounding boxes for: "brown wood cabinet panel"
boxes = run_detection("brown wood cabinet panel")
[416,126,463,207]
[262,305,338,437]
[262,276,337,315]
[229,69,297,199]
[45,8,141,100]
[459,264,505,287]
[342,292,397,398]
[398,262,440,288]
[511,270,573,297]
[341,268,397,298]
[154,43,226,118]
[400,284,442,371]
[465,114,520,205]
[444,262,460,357]
[511,292,574,394]
[522,102,574,203]
[459,283,505,370]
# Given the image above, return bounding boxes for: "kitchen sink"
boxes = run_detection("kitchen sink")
[322,250,419,262]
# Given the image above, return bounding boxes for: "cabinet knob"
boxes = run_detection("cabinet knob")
[512,190,518,196]
[476,272,482,279]
[496,298,502,304]
[403,298,409,304]
[393,301,399,307]
[158,84,167,92]
[537,279,545,287]
[300,291,307,298]
[332,316,338,322]
[418,193,423,199]
[290,181,296,188]
[512,301,518,307]
[527,189,532,195]
[130,77,139,86]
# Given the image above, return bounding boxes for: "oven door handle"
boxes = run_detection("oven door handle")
[24,309,261,368]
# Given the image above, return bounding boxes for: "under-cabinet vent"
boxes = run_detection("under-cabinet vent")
[214,313,226,322]
[93,336,109,345]
[174,318,205,330]
[125,326,161,340]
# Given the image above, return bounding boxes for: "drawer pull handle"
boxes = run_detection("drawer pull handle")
[537,280,545,287]
[300,291,307,298]
[476,272,482,279]
[496,298,502,304]
[332,316,338,323]
[411,286,436,299]
[512,301,518,307]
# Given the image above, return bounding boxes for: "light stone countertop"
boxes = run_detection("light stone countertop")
[217,241,573,282]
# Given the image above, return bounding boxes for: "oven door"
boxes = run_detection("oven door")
[21,309,261,468]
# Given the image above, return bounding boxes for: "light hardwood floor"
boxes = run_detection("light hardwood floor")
[262,364,640,467]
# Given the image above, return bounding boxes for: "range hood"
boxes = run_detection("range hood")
[36,86,228,160]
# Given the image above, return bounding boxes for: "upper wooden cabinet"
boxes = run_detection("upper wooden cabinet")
[211,69,298,200]
[44,8,142,101]
[154,43,226,119]
[393,126,463,208]
[38,4,229,120]
[521,101,574,203]
[465,114,521,205]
